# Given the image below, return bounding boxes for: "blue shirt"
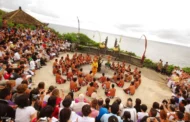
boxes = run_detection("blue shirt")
[96,107,109,121]
[100,113,123,122]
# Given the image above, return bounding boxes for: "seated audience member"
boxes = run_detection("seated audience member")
[123,82,136,95]
[60,97,79,121]
[103,98,111,111]
[86,82,96,97]
[105,84,116,98]
[121,98,137,122]
[101,102,123,122]
[15,94,37,122]
[137,104,148,121]
[70,77,81,92]
[90,99,99,118]
[99,73,107,83]
[43,85,56,106]
[55,70,66,84]
[108,115,119,122]
[38,105,54,121]
[134,98,142,113]
[51,89,64,106]
[145,108,159,122]
[0,87,15,121]
[96,98,109,121]
[72,94,88,114]
[123,111,133,122]
[77,104,95,122]
[59,108,72,122]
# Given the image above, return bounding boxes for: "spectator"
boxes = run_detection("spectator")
[101,102,122,122]
[103,98,111,111]
[0,87,15,121]
[15,94,37,122]
[96,98,109,122]
[72,94,88,113]
[121,98,137,122]
[137,104,148,121]
[90,99,99,118]
[78,104,95,122]
[123,111,133,122]
[134,98,141,113]
[59,108,72,122]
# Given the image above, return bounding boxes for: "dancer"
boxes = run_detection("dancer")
[70,77,81,92]
[105,84,116,98]
[91,58,98,76]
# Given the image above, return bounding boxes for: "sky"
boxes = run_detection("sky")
[0,0,190,47]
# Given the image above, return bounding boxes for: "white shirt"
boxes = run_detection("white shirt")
[77,116,94,122]
[15,106,36,122]
[72,102,88,113]
[137,112,148,120]
[43,94,50,103]
[185,104,190,113]
[121,107,137,122]
[13,78,23,91]
[30,60,36,70]
[14,52,20,61]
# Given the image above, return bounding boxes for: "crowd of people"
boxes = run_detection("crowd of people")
[52,53,142,98]
[0,26,190,122]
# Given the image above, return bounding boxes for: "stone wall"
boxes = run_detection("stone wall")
[77,45,143,67]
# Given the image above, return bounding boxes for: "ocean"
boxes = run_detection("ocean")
[49,24,190,68]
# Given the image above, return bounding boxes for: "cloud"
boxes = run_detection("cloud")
[115,24,143,30]
[0,0,59,18]
[150,30,190,44]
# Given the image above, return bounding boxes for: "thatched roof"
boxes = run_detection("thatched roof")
[3,7,43,26]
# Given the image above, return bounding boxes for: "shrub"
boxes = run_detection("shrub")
[143,59,157,70]
[63,33,99,47]
[182,67,190,74]
[166,65,175,75]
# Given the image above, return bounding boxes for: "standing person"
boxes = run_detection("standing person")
[162,62,168,74]
[92,58,98,76]
[157,59,163,72]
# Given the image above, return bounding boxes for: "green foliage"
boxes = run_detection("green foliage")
[0,9,6,17]
[63,33,99,47]
[182,67,190,74]
[7,21,14,27]
[166,65,175,75]
[125,51,137,57]
[143,59,157,70]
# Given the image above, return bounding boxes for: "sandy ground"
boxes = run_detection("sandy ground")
[33,52,172,108]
